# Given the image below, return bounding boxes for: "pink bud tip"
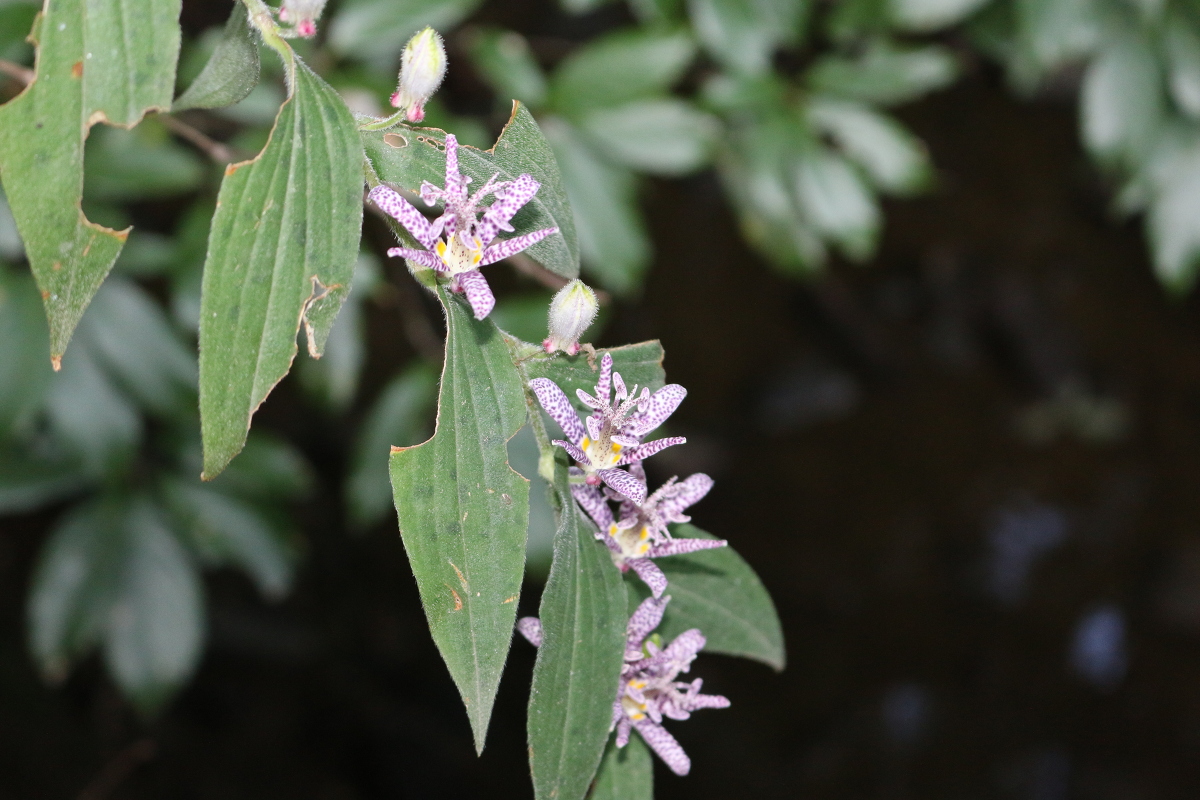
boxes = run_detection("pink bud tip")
[389,92,402,108]
[297,20,316,37]
[543,338,555,354]
[406,104,426,123]
[586,474,602,486]
[565,342,581,356]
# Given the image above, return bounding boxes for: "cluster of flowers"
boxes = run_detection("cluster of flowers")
[519,355,731,776]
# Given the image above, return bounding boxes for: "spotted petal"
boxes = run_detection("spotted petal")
[599,468,647,504]
[628,384,687,438]
[530,378,585,444]
[661,628,706,672]
[552,438,589,465]
[571,483,613,531]
[517,616,543,647]
[479,226,558,266]
[630,558,669,598]
[456,268,495,320]
[476,173,541,244]
[657,473,715,523]
[626,595,669,656]
[648,537,727,558]
[387,247,444,271]
[443,133,469,203]
[619,436,687,465]
[369,185,437,250]
[632,718,691,776]
[595,353,613,404]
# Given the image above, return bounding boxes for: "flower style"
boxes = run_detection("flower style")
[571,463,726,598]
[529,353,687,503]
[368,134,559,320]
[513,597,729,777]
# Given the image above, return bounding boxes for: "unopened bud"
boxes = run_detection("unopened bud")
[543,279,598,356]
[390,27,447,123]
[278,0,326,38]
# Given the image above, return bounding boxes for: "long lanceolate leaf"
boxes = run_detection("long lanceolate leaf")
[389,288,530,753]
[362,102,579,280]
[199,58,363,479]
[0,0,182,365]
[528,460,627,800]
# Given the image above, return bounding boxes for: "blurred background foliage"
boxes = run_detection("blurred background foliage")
[8,0,1200,796]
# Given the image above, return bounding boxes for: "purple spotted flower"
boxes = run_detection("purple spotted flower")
[571,463,726,597]
[528,353,686,503]
[368,134,558,320]
[514,596,729,777]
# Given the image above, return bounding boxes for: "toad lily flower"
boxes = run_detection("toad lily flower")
[368,134,559,320]
[571,465,726,598]
[528,353,687,503]
[513,597,729,777]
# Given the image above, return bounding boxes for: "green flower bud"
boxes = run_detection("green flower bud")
[543,279,598,356]
[390,27,447,123]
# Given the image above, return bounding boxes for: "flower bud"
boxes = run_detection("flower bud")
[390,27,447,124]
[278,0,326,38]
[543,279,598,356]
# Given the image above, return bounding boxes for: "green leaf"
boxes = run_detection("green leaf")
[889,0,993,31]
[467,27,548,109]
[561,0,617,12]
[806,42,958,106]
[1139,126,1200,291]
[580,98,719,177]
[0,446,86,515]
[180,429,313,500]
[523,340,666,403]
[173,1,260,112]
[808,97,931,194]
[298,253,380,412]
[794,146,880,261]
[1165,16,1200,119]
[363,103,580,280]
[687,0,809,76]
[28,496,205,712]
[199,58,364,479]
[329,0,482,68]
[1081,35,1165,167]
[527,458,628,800]
[1014,0,1105,72]
[628,525,785,670]
[0,265,52,437]
[0,0,182,362]
[590,734,653,800]
[550,28,696,117]
[540,118,648,295]
[347,362,437,527]
[389,288,530,753]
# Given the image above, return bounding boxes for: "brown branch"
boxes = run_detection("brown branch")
[158,113,240,165]
[77,739,156,800]
[0,57,34,86]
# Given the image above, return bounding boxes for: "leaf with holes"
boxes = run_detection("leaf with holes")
[389,288,530,753]
[0,0,182,363]
[362,102,579,280]
[199,56,363,479]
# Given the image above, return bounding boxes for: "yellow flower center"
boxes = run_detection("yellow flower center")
[435,235,483,275]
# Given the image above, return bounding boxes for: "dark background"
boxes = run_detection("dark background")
[6,2,1200,798]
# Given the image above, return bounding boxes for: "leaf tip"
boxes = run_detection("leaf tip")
[50,354,61,372]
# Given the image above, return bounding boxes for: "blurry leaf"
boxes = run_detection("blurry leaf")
[628,525,785,670]
[561,0,616,12]
[580,98,718,176]
[890,0,993,31]
[1165,17,1200,119]
[522,340,666,404]
[505,424,557,579]
[299,253,380,412]
[0,265,52,437]
[491,291,554,344]
[113,232,178,277]
[808,98,931,194]
[550,28,696,117]
[191,430,313,500]
[541,118,648,295]
[826,0,889,40]
[628,0,686,23]
[163,479,294,599]
[687,0,809,76]
[389,288,530,753]
[199,58,363,479]
[85,278,196,416]
[28,496,205,712]
[1081,35,1164,167]
[0,0,182,361]
[329,0,482,68]
[0,3,37,64]
[173,1,260,112]
[363,103,580,280]
[1140,126,1200,291]
[0,446,86,515]
[806,42,958,106]
[590,734,653,800]
[347,362,437,527]
[528,457,627,800]
[794,146,880,261]
[213,79,286,126]
[467,27,548,108]
[1015,0,1105,72]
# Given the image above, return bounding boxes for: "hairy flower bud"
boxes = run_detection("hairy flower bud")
[390,27,447,123]
[543,279,598,356]
[278,0,326,38]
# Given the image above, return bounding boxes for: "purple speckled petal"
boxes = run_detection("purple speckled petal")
[386,247,444,271]
[626,595,669,656]
[649,537,727,558]
[615,716,632,748]
[369,185,437,250]
[685,692,731,712]
[571,483,613,530]
[657,474,715,522]
[662,629,706,670]
[530,379,585,444]
[476,173,540,243]
[479,226,558,266]
[599,468,646,504]
[553,439,589,465]
[516,617,543,647]
[585,414,602,443]
[457,269,495,320]
[613,371,628,403]
[611,433,640,447]
[443,134,468,203]
[619,436,686,465]
[628,384,687,437]
[632,718,691,776]
[575,389,602,410]
[630,558,668,598]
[419,180,442,206]
[595,353,613,403]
